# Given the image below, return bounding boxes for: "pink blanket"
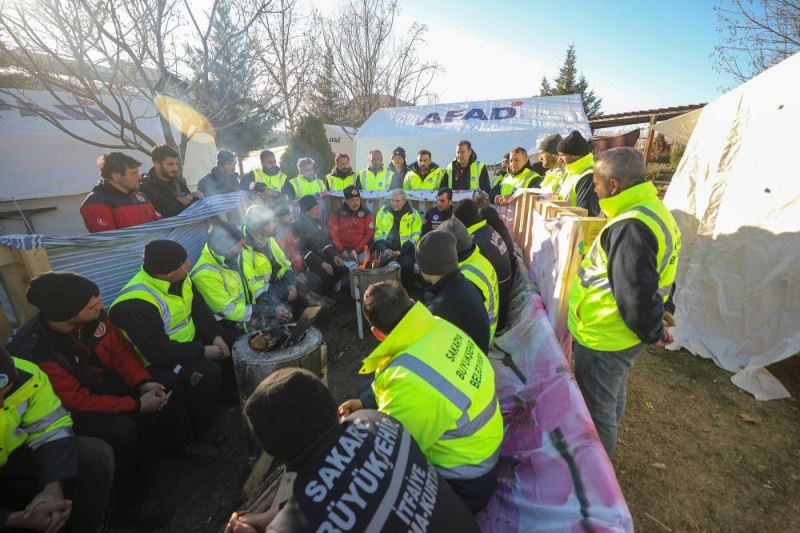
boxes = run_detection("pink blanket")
[476,291,633,532]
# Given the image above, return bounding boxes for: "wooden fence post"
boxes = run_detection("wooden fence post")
[0,246,53,336]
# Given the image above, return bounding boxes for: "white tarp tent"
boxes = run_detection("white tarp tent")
[325,124,358,160]
[664,52,800,400]
[0,90,216,235]
[354,95,591,169]
[653,108,703,145]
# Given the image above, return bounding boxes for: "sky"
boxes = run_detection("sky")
[313,0,738,114]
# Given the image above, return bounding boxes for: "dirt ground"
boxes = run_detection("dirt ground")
[128,291,800,532]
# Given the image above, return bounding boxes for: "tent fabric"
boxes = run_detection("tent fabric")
[0,192,244,307]
[664,52,800,400]
[652,108,702,146]
[0,89,217,200]
[477,269,632,532]
[354,95,591,169]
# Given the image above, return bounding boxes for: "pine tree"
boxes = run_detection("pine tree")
[186,1,276,163]
[308,47,343,125]
[280,115,335,179]
[539,44,603,119]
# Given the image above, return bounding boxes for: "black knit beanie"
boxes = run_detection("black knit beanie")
[0,346,17,389]
[416,231,458,276]
[557,130,592,157]
[143,240,188,275]
[27,271,99,321]
[392,147,406,159]
[244,368,339,462]
[454,199,482,228]
[538,133,563,154]
[298,195,318,213]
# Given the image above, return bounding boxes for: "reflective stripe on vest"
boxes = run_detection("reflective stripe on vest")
[460,264,496,325]
[290,177,325,197]
[116,283,191,336]
[252,168,286,190]
[358,167,390,191]
[499,167,538,196]
[326,172,356,191]
[445,161,484,190]
[403,167,442,190]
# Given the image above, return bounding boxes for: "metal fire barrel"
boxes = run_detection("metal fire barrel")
[232,325,327,412]
[350,261,402,338]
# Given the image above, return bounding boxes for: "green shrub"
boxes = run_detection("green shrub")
[280,115,335,179]
[670,144,686,167]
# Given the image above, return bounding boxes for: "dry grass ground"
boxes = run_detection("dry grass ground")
[130,293,800,532]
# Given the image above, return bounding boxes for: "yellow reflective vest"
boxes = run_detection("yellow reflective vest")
[326,171,356,191]
[499,166,541,196]
[568,181,681,351]
[374,206,422,248]
[289,176,326,198]
[444,161,485,190]
[459,245,499,340]
[403,166,444,191]
[190,244,253,323]
[112,267,198,358]
[1,357,74,467]
[539,167,566,194]
[359,302,503,479]
[252,167,287,191]
[357,166,391,191]
[558,153,594,206]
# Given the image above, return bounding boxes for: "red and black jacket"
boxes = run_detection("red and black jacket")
[328,203,374,252]
[6,311,153,414]
[80,181,160,232]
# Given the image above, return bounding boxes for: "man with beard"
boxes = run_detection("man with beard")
[240,150,287,199]
[80,152,160,232]
[403,149,444,191]
[325,154,357,191]
[283,158,327,200]
[140,144,203,218]
[557,130,601,216]
[355,149,393,191]
[373,189,423,289]
[442,140,491,191]
[536,134,566,194]
[422,187,454,235]
[198,151,240,197]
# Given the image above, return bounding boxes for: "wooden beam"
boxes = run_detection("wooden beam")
[642,114,657,163]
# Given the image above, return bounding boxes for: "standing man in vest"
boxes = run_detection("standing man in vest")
[403,149,444,191]
[240,150,287,200]
[438,219,499,341]
[491,146,543,205]
[568,148,681,457]
[0,346,114,532]
[557,131,600,216]
[355,149,393,191]
[443,140,491,191]
[140,144,202,219]
[110,240,230,445]
[490,152,510,193]
[283,157,327,200]
[373,189,423,289]
[339,281,502,513]
[455,200,513,331]
[422,187,454,235]
[536,134,565,194]
[326,153,356,191]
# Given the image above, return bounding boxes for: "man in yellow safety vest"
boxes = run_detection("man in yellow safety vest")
[356,149,398,191]
[490,146,544,205]
[442,140,491,191]
[556,130,600,216]
[338,281,503,513]
[283,157,327,200]
[568,147,681,457]
[325,153,356,191]
[403,149,444,191]
[537,134,566,194]
[372,189,423,289]
[240,150,287,200]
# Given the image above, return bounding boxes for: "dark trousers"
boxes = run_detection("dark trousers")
[148,358,223,435]
[397,250,417,290]
[307,262,348,294]
[0,436,114,532]
[445,458,500,514]
[573,341,644,458]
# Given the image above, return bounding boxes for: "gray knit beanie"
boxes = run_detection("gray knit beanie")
[416,231,459,276]
[438,218,472,254]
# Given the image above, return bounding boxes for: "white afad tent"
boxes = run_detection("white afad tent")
[354,95,591,168]
[0,90,216,236]
[665,52,800,400]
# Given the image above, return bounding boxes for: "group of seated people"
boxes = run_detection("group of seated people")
[3,131,598,531]
[78,129,599,234]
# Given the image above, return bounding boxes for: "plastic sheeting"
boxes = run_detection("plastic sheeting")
[477,268,632,532]
[354,95,591,169]
[652,108,702,146]
[664,52,800,400]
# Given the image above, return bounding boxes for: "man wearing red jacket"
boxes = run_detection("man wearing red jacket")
[328,185,375,262]
[80,152,160,233]
[7,272,217,528]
